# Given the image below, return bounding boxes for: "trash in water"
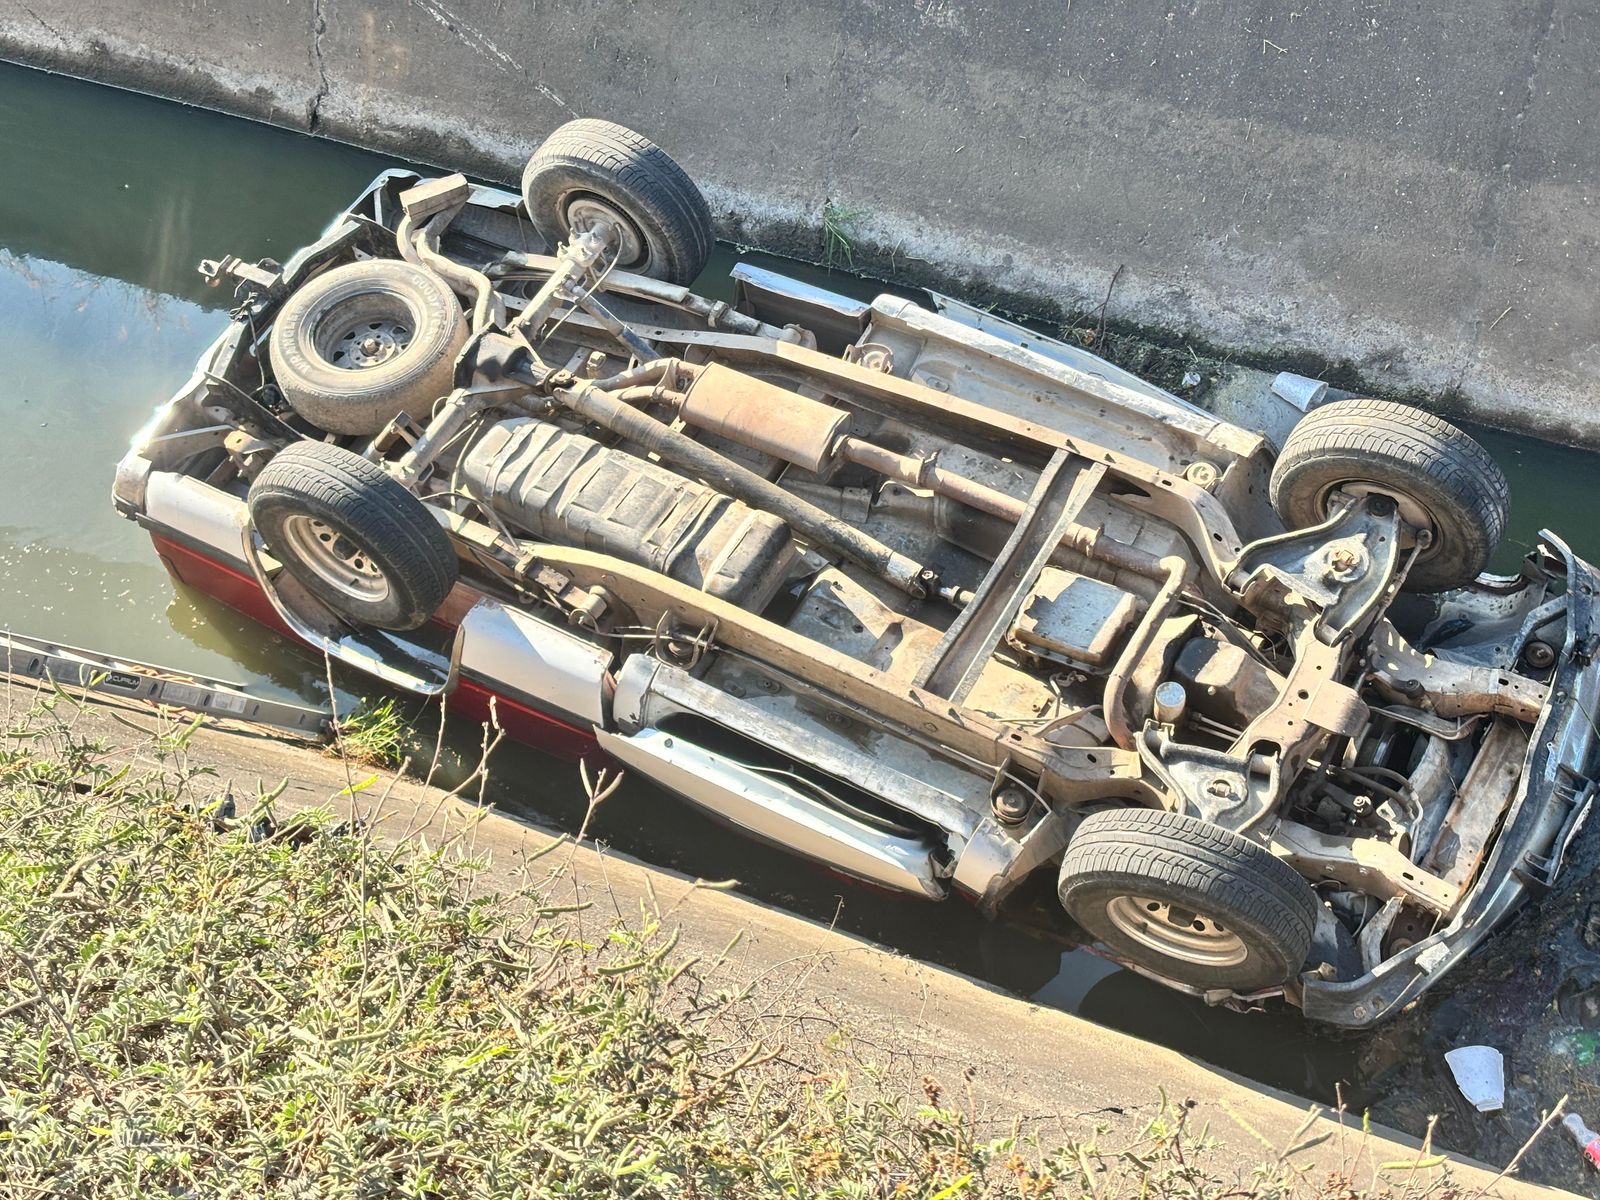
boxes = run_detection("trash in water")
[1557,1029,1600,1065]
[1444,1045,1505,1112]
[1180,370,1202,388]
[1564,1113,1600,1168]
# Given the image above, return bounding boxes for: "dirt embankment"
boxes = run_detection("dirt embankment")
[0,671,1567,1195]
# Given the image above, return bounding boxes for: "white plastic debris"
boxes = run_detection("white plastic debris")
[1563,1113,1600,1168]
[1270,371,1330,412]
[1444,1045,1505,1113]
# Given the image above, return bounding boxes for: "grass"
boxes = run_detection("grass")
[0,683,1522,1197]
[327,697,409,768]
[822,199,865,271]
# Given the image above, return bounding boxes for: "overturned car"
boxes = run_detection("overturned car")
[115,120,1600,1026]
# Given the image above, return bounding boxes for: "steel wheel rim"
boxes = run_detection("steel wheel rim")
[279,514,391,602]
[313,290,417,372]
[326,315,412,370]
[564,194,647,270]
[1103,894,1248,968]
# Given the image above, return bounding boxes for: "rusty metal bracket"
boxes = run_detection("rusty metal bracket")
[1424,717,1529,891]
[1229,494,1402,643]
[1368,620,1550,723]
[1270,820,1460,914]
[1139,725,1280,832]
[198,254,283,299]
[916,453,1103,701]
[652,611,720,670]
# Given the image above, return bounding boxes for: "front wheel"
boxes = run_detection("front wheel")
[1058,808,1318,992]
[248,442,457,631]
[1269,398,1509,592]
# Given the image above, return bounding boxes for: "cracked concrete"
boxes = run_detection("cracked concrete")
[2,0,1599,446]
[307,0,330,133]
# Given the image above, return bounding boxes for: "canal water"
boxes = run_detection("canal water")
[4,60,1598,1181]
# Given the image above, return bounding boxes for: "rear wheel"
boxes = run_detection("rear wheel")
[1058,808,1318,992]
[521,118,714,286]
[1269,398,1509,592]
[248,441,457,631]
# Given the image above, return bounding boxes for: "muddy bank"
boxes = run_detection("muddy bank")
[1363,821,1600,1192]
[4,2,1600,446]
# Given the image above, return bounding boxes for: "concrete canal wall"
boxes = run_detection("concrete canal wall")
[4,1,1599,444]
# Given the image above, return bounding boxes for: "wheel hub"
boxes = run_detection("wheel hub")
[1103,894,1248,968]
[329,317,412,369]
[1324,482,1439,559]
[564,195,647,271]
[279,514,391,603]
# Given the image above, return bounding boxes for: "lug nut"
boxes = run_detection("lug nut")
[1322,543,1368,584]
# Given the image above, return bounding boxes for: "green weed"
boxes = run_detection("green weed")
[822,199,865,270]
[0,696,1504,1198]
[328,696,408,768]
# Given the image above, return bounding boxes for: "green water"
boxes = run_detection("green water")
[4,61,1598,1162]
[0,64,389,698]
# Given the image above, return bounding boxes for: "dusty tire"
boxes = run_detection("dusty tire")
[1269,398,1509,592]
[521,118,713,286]
[1058,808,1318,992]
[268,259,468,436]
[248,441,457,632]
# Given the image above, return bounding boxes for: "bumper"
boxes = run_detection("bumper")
[1302,533,1600,1026]
[129,472,607,762]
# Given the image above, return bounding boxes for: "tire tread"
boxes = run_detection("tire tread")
[249,442,456,630]
[522,118,713,285]
[1269,398,1509,591]
[268,259,467,436]
[1059,808,1319,989]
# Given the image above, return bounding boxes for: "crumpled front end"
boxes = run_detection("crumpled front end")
[1301,534,1600,1026]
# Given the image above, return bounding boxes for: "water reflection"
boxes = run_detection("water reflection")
[0,66,387,304]
[0,63,389,697]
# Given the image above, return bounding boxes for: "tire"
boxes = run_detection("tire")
[268,259,468,436]
[1269,398,1509,592]
[1058,808,1318,992]
[521,118,714,286]
[248,441,457,631]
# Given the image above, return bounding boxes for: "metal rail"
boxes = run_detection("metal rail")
[1,631,330,737]
[915,453,1105,702]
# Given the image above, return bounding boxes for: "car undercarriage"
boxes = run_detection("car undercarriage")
[114,119,1600,1026]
